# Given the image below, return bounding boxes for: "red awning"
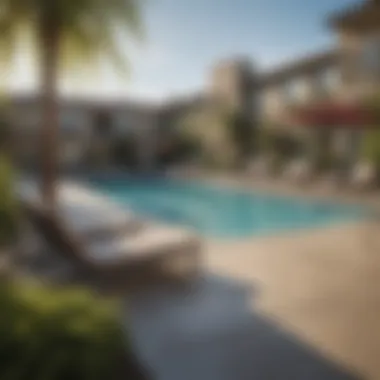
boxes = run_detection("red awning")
[291,101,377,129]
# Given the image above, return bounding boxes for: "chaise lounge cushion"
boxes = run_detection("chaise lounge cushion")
[19,179,201,274]
[17,180,140,237]
[87,223,199,264]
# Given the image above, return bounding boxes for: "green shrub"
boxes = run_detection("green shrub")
[0,120,10,150]
[0,155,18,247]
[361,130,380,168]
[0,279,127,380]
[157,133,202,167]
[256,129,303,170]
[225,110,254,166]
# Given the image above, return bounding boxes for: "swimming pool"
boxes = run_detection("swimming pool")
[89,177,370,238]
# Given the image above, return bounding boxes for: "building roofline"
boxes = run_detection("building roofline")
[328,0,380,30]
[161,93,205,110]
[9,92,162,113]
[259,49,339,87]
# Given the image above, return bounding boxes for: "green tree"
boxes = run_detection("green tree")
[362,130,380,171]
[0,280,138,380]
[180,107,236,169]
[0,154,18,247]
[366,92,380,127]
[0,0,143,208]
[360,92,380,172]
[226,109,254,168]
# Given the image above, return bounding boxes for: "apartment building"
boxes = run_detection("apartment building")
[210,0,380,124]
[8,0,380,169]
[202,0,380,165]
[9,95,160,169]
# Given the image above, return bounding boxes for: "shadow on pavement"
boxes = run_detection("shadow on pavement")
[126,274,363,380]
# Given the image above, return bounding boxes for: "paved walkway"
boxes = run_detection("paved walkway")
[21,173,380,379]
[127,220,380,380]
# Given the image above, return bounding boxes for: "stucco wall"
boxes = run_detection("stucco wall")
[337,29,380,100]
[260,66,341,126]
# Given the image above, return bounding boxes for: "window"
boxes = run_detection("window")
[319,68,340,94]
[361,36,380,75]
[61,140,83,165]
[282,81,294,103]
[283,79,307,104]
[113,111,138,136]
[61,110,88,127]
[95,111,113,136]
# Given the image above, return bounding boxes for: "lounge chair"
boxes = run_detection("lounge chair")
[19,181,202,290]
[282,158,313,183]
[247,155,274,177]
[349,162,377,190]
[17,180,143,240]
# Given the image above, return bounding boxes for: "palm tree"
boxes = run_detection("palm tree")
[0,0,143,209]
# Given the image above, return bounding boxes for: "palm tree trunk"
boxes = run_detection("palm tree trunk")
[39,23,60,211]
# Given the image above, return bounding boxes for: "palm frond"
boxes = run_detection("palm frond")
[0,0,145,79]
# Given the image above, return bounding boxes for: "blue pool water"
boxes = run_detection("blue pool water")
[89,177,370,238]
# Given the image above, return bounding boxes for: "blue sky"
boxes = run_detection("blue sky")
[9,0,355,101]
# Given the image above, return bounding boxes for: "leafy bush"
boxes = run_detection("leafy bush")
[225,110,255,166]
[157,133,202,167]
[0,119,10,149]
[361,130,380,169]
[357,93,380,168]
[0,155,18,247]
[0,280,128,380]
[256,128,303,170]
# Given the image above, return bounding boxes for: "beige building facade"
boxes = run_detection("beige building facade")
[8,0,380,169]
[9,96,160,169]
[207,0,380,128]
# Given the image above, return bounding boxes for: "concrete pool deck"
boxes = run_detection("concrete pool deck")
[19,174,380,379]
[206,222,379,379]
[128,174,380,380]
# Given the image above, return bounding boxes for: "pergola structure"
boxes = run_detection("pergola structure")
[292,100,377,125]
[288,98,380,177]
